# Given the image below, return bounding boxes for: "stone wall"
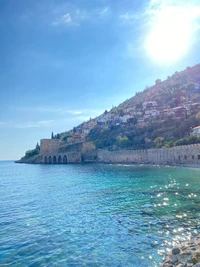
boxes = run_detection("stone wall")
[40,139,82,164]
[97,144,200,166]
[40,139,60,155]
[148,144,200,165]
[41,152,82,164]
[97,149,148,163]
[39,139,200,165]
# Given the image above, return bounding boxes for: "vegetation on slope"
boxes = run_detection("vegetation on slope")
[32,64,200,153]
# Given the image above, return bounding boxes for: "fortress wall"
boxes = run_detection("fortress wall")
[148,144,200,165]
[39,139,200,165]
[41,152,82,164]
[97,149,148,163]
[98,144,200,165]
[40,139,60,155]
[66,152,82,163]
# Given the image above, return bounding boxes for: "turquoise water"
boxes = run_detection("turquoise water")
[0,161,200,266]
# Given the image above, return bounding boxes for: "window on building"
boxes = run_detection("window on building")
[184,155,187,160]
[178,156,181,160]
[198,155,200,160]
[192,155,194,160]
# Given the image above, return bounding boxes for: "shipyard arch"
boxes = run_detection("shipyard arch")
[53,155,56,164]
[63,155,67,164]
[48,156,52,164]
[58,155,62,164]
[44,156,47,164]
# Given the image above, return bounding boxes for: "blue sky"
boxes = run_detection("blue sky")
[0,0,200,160]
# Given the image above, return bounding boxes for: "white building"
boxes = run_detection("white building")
[191,126,200,137]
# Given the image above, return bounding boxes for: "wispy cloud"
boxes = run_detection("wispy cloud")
[145,0,200,27]
[52,13,78,27]
[99,7,110,17]
[15,106,103,117]
[52,5,111,27]
[0,120,54,129]
[120,0,200,23]
[119,12,142,23]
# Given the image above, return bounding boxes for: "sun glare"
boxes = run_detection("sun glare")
[146,10,192,63]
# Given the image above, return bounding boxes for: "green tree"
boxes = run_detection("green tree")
[35,142,40,151]
[196,111,200,123]
[154,137,164,148]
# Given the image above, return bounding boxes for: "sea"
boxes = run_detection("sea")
[0,161,200,267]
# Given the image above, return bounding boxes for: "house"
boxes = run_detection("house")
[120,115,132,123]
[170,106,186,117]
[151,110,160,117]
[142,101,158,110]
[195,83,200,90]
[73,133,82,140]
[155,79,161,85]
[191,126,200,137]
[88,120,97,127]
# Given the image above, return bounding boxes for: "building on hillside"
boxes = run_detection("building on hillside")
[191,126,200,137]
[142,101,158,110]
[170,106,186,117]
[120,115,132,123]
[88,120,97,127]
[73,133,82,141]
[155,79,161,85]
[195,83,200,90]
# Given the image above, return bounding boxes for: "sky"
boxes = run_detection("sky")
[0,0,200,160]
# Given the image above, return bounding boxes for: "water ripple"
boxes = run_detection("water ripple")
[0,162,199,266]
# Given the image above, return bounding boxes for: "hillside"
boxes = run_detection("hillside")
[21,64,200,160]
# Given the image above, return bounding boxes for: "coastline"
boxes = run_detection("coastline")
[15,158,200,169]
[161,235,200,267]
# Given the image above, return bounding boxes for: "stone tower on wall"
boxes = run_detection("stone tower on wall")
[40,139,60,156]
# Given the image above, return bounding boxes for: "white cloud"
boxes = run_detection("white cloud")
[52,12,79,27]
[119,0,200,28]
[15,106,103,117]
[119,12,142,23]
[13,120,54,129]
[52,5,111,28]
[63,13,72,23]
[99,7,110,17]
[144,0,200,33]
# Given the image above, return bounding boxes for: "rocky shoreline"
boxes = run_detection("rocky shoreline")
[161,236,200,267]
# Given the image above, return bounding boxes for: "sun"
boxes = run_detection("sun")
[146,10,191,63]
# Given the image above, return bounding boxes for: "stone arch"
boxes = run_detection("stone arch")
[63,155,67,164]
[53,155,56,164]
[58,155,62,164]
[48,156,52,164]
[44,156,47,164]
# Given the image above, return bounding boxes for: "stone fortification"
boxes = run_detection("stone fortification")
[97,144,200,166]
[40,139,82,164]
[39,139,200,165]
[148,144,200,165]
[97,149,148,163]
[40,139,60,155]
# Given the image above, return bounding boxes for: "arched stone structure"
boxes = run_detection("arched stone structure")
[63,155,67,164]
[44,156,47,164]
[41,152,82,164]
[53,155,56,164]
[48,156,52,164]
[58,155,62,164]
